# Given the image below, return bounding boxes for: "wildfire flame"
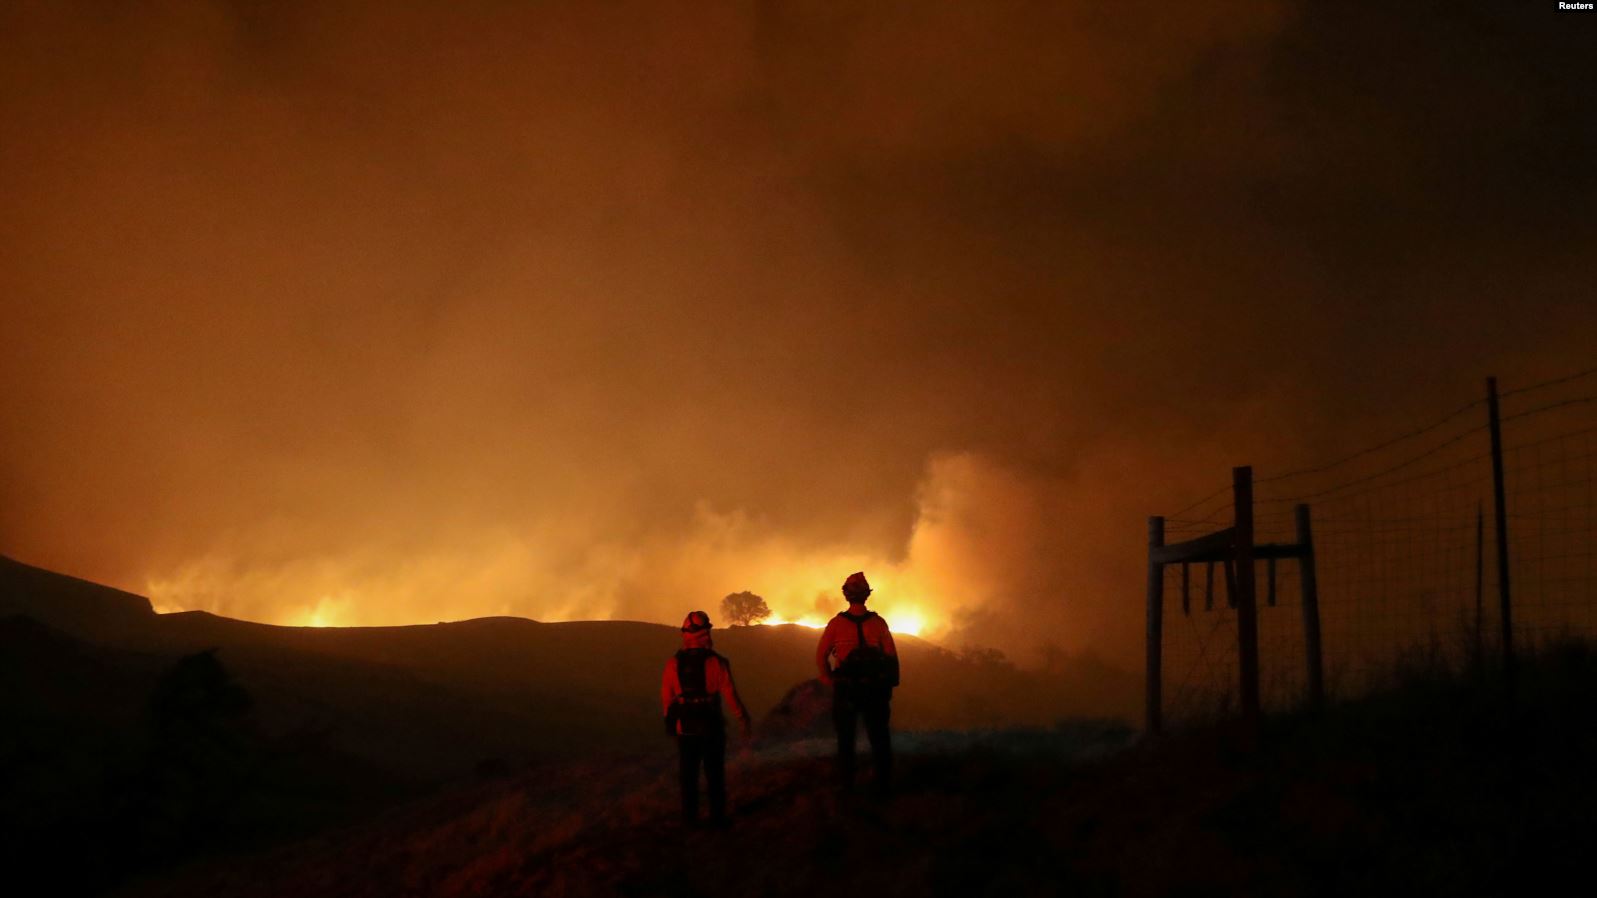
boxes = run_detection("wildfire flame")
[764,615,825,629]
[765,607,928,637]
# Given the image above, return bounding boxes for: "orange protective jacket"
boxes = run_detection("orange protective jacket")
[815,604,899,686]
[661,631,750,734]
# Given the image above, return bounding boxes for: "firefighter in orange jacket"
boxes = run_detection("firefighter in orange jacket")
[662,610,751,827]
[816,571,899,794]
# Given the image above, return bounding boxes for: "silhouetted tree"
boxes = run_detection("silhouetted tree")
[720,591,772,627]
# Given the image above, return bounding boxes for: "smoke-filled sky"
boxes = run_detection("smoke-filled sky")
[3,1,1593,666]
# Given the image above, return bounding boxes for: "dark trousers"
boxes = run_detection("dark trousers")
[833,685,892,791]
[677,730,726,823]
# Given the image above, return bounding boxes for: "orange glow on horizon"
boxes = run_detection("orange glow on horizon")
[295,593,353,628]
[764,616,824,629]
[765,602,933,638]
[143,541,952,643]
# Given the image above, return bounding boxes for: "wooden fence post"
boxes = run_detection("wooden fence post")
[1146,516,1165,737]
[1234,466,1260,724]
[1295,503,1324,712]
[1486,377,1516,705]
[1474,500,1485,671]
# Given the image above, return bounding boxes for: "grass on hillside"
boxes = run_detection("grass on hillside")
[123,640,1597,898]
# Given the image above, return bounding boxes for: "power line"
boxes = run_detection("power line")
[1258,447,1490,508]
[1501,394,1597,426]
[1171,368,1593,508]
[1167,387,1592,518]
[1170,483,1231,519]
[1499,366,1597,399]
[1264,425,1489,505]
[1256,396,1485,486]
[1507,423,1597,455]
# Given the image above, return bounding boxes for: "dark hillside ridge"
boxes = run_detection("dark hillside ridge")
[0,554,155,640]
[0,556,1138,762]
[3,555,1134,895]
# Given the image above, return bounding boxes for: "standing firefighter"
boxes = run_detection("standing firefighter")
[816,571,900,794]
[662,610,751,828]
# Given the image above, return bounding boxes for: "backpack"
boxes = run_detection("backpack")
[669,649,722,736]
[833,612,899,689]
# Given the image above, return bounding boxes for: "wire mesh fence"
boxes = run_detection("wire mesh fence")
[1154,367,1597,728]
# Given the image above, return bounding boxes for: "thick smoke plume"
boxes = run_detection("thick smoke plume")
[3,2,1593,666]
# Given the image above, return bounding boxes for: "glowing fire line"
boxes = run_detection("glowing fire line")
[764,611,926,637]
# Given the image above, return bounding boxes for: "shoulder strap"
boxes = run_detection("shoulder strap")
[838,611,878,648]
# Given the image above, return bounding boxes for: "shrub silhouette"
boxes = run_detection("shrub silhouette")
[720,591,772,627]
[123,649,257,866]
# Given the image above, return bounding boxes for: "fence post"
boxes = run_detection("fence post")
[1474,500,1484,671]
[1486,377,1516,704]
[1295,503,1324,712]
[1146,516,1165,737]
[1233,466,1260,724]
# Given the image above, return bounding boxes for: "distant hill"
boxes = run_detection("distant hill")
[0,554,1138,781]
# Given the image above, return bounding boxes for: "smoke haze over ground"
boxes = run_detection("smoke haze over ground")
[3,1,1593,666]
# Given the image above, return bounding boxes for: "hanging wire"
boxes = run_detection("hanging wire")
[1154,365,1597,730]
[1256,396,1486,485]
[1501,394,1597,426]
[1169,483,1233,519]
[1498,365,1597,399]
[1267,425,1489,505]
